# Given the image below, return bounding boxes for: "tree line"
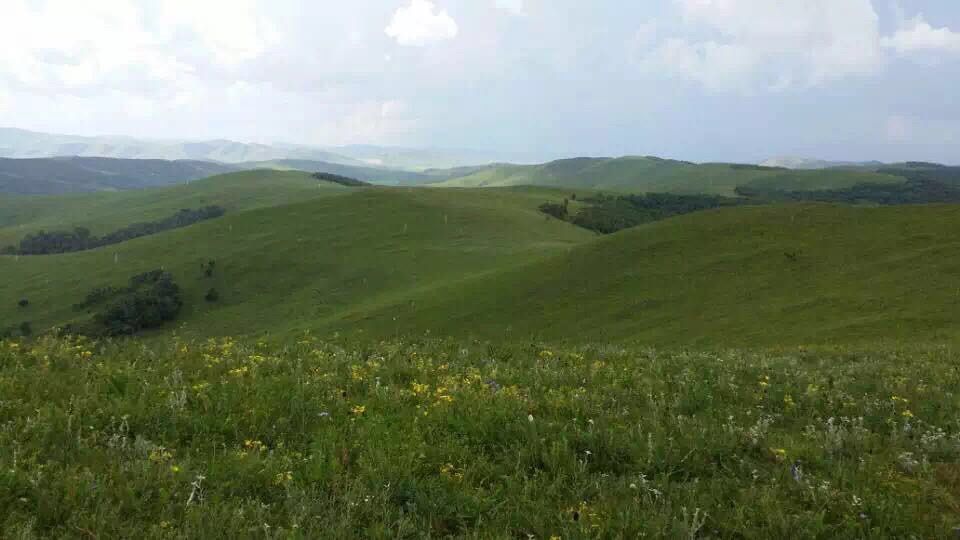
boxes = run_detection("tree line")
[2,206,226,255]
[542,193,745,234]
[313,172,371,187]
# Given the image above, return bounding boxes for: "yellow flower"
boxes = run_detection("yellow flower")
[783,394,796,410]
[170,465,181,473]
[274,470,294,486]
[229,366,249,377]
[351,404,366,415]
[439,463,463,480]
[902,409,914,418]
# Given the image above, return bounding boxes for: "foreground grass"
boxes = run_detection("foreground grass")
[1,337,959,538]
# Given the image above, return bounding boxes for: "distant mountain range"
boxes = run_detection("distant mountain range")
[0,155,476,195]
[0,127,546,171]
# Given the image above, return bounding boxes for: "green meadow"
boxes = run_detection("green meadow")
[2,167,960,538]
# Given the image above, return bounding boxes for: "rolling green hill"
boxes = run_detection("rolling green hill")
[0,186,590,337]
[432,156,905,195]
[3,174,960,347]
[356,203,960,346]
[0,170,353,247]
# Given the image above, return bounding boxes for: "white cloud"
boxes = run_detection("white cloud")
[495,0,526,16]
[0,0,275,96]
[882,14,960,55]
[385,0,459,46]
[637,0,884,92]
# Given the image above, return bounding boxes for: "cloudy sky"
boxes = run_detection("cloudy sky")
[1,0,958,162]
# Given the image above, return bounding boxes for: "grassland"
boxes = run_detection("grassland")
[359,203,960,346]
[1,336,958,538]
[431,157,905,196]
[4,174,960,346]
[0,170,352,247]
[0,185,590,338]
[2,160,960,538]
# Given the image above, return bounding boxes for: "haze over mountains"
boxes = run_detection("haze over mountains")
[0,127,547,171]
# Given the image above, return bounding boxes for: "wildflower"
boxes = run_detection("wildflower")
[411,382,430,395]
[902,409,914,418]
[149,447,173,463]
[439,463,463,480]
[770,448,787,463]
[528,414,534,423]
[229,366,249,377]
[351,404,366,415]
[170,465,181,473]
[273,471,294,486]
[243,439,266,452]
[783,394,795,410]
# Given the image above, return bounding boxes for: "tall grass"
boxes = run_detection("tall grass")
[1,336,958,537]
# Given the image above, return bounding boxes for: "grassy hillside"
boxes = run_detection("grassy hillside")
[0,187,591,337]
[349,203,960,346]
[5,184,960,347]
[0,170,352,247]
[0,156,237,195]
[433,156,904,196]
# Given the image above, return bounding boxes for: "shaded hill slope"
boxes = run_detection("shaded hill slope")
[0,156,238,195]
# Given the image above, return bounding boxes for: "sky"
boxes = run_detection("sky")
[0,0,959,163]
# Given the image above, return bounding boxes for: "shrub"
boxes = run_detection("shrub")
[18,321,32,336]
[539,201,569,221]
[17,299,28,308]
[205,288,220,302]
[86,270,183,336]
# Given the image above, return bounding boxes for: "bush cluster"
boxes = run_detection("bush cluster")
[4,206,225,255]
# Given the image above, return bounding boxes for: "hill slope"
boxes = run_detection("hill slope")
[0,187,591,337]
[433,156,904,195]
[0,156,238,195]
[0,170,353,247]
[344,203,960,346]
